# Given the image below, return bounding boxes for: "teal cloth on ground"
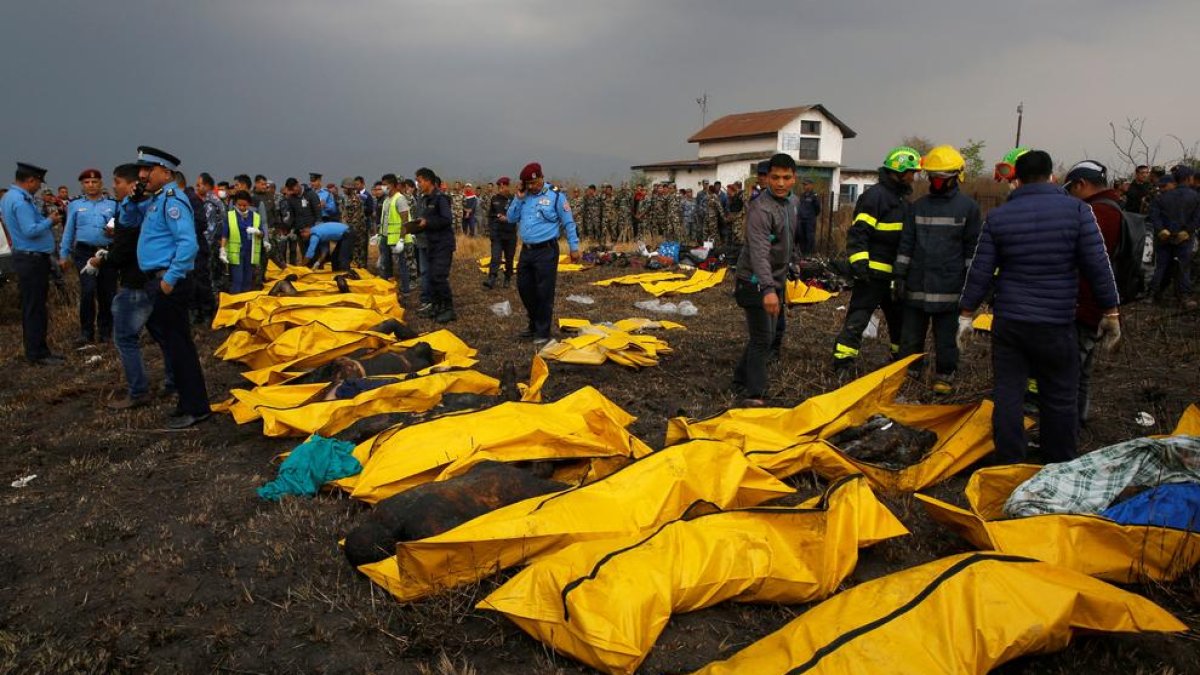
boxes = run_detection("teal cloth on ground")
[257,435,362,501]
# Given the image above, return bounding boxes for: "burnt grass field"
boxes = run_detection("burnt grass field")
[1,236,1198,674]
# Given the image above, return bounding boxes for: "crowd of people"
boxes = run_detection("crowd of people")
[2,139,1196,457]
[738,145,1197,469]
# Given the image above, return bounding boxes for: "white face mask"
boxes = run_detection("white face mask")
[236,207,250,216]
[217,190,228,199]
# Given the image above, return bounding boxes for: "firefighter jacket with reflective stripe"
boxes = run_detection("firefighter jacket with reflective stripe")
[225,210,261,266]
[895,187,982,312]
[846,170,911,279]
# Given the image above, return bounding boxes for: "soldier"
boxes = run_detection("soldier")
[703,184,724,243]
[194,173,227,296]
[598,183,617,246]
[681,188,697,242]
[337,177,368,268]
[664,184,683,242]
[615,184,634,242]
[582,185,603,243]
[450,181,465,235]
[727,182,746,243]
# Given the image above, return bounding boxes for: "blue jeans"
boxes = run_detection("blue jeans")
[415,246,431,304]
[113,287,174,398]
[230,257,255,294]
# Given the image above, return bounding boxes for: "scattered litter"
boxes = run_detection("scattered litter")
[677,300,698,317]
[10,474,36,488]
[864,314,881,339]
[541,318,684,368]
[634,299,678,314]
[565,294,594,305]
[85,355,103,366]
[1135,412,1155,427]
[491,300,512,317]
[836,305,847,311]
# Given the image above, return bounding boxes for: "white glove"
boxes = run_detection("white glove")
[96,248,108,260]
[392,240,405,254]
[369,234,380,247]
[246,226,261,236]
[81,260,99,276]
[263,239,273,253]
[1098,313,1121,352]
[218,247,229,264]
[955,315,974,352]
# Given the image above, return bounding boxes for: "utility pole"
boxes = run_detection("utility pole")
[695,92,709,129]
[1015,101,1024,148]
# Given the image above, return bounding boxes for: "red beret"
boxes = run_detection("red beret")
[519,162,542,182]
[496,176,511,185]
[78,168,102,181]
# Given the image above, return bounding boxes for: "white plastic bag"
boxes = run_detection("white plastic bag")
[565,294,595,305]
[864,314,880,339]
[677,300,698,317]
[490,300,512,317]
[633,299,678,314]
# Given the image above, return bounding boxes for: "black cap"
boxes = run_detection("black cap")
[756,160,770,175]
[16,162,48,181]
[309,172,322,181]
[135,146,181,169]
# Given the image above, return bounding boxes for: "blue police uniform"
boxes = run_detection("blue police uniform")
[132,145,210,426]
[305,221,352,270]
[317,187,339,220]
[2,181,58,360]
[506,181,580,340]
[61,196,119,343]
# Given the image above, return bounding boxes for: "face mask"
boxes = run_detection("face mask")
[236,207,250,216]
[217,190,228,199]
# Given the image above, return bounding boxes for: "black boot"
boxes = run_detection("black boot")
[482,276,496,289]
[435,300,457,323]
[502,274,511,288]
[419,301,438,318]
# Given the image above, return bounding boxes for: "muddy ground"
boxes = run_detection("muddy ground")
[1,240,1197,674]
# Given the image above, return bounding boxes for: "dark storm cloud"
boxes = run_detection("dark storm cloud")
[2,0,1197,186]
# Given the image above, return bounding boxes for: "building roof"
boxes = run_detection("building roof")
[632,152,842,172]
[687,104,857,143]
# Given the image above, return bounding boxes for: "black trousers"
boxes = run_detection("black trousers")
[72,244,117,341]
[833,277,903,361]
[188,236,216,318]
[733,280,778,398]
[426,233,455,305]
[797,218,816,255]
[992,317,1079,464]
[331,232,353,272]
[145,276,211,417]
[899,307,959,376]
[517,240,559,338]
[13,251,51,360]
[489,232,517,279]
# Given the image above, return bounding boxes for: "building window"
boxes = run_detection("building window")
[801,120,821,135]
[839,183,859,205]
[797,137,820,160]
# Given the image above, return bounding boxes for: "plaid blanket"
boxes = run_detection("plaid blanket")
[1004,435,1200,517]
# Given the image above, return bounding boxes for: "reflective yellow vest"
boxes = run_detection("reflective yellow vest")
[226,211,262,266]
[382,193,411,246]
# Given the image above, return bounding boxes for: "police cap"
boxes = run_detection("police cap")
[16,162,49,181]
[135,146,180,169]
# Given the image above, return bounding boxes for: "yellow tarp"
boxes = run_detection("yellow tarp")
[213,292,402,331]
[333,386,653,505]
[638,268,726,296]
[592,271,686,288]
[1175,404,1200,435]
[917,461,1200,583]
[478,254,582,273]
[229,369,500,437]
[480,476,908,675]
[785,279,834,305]
[539,318,683,368]
[696,552,1185,675]
[668,355,1014,492]
[358,440,794,603]
[264,261,379,283]
[217,306,404,358]
[971,312,993,332]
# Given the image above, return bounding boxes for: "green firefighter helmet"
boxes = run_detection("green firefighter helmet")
[882,146,922,173]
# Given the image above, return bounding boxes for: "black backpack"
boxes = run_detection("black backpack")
[1095,198,1146,304]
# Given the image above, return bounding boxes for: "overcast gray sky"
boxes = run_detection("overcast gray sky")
[3,0,1197,186]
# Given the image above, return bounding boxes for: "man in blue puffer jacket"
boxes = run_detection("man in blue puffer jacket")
[959,150,1121,464]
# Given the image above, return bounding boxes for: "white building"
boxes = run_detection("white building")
[632,104,857,197]
[837,168,879,207]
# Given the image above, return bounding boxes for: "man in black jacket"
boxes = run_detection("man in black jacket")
[98,163,173,409]
[280,177,322,265]
[483,176,516,289]
[410,168,456,323]
[832,146,920,371]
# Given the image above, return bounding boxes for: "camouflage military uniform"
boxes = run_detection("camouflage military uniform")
[703,191,723,243]
[581,193,602,243]
[615,187,635,242]
[450,190,464,235]
[338,191,368,268]
[664,190,683,242]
